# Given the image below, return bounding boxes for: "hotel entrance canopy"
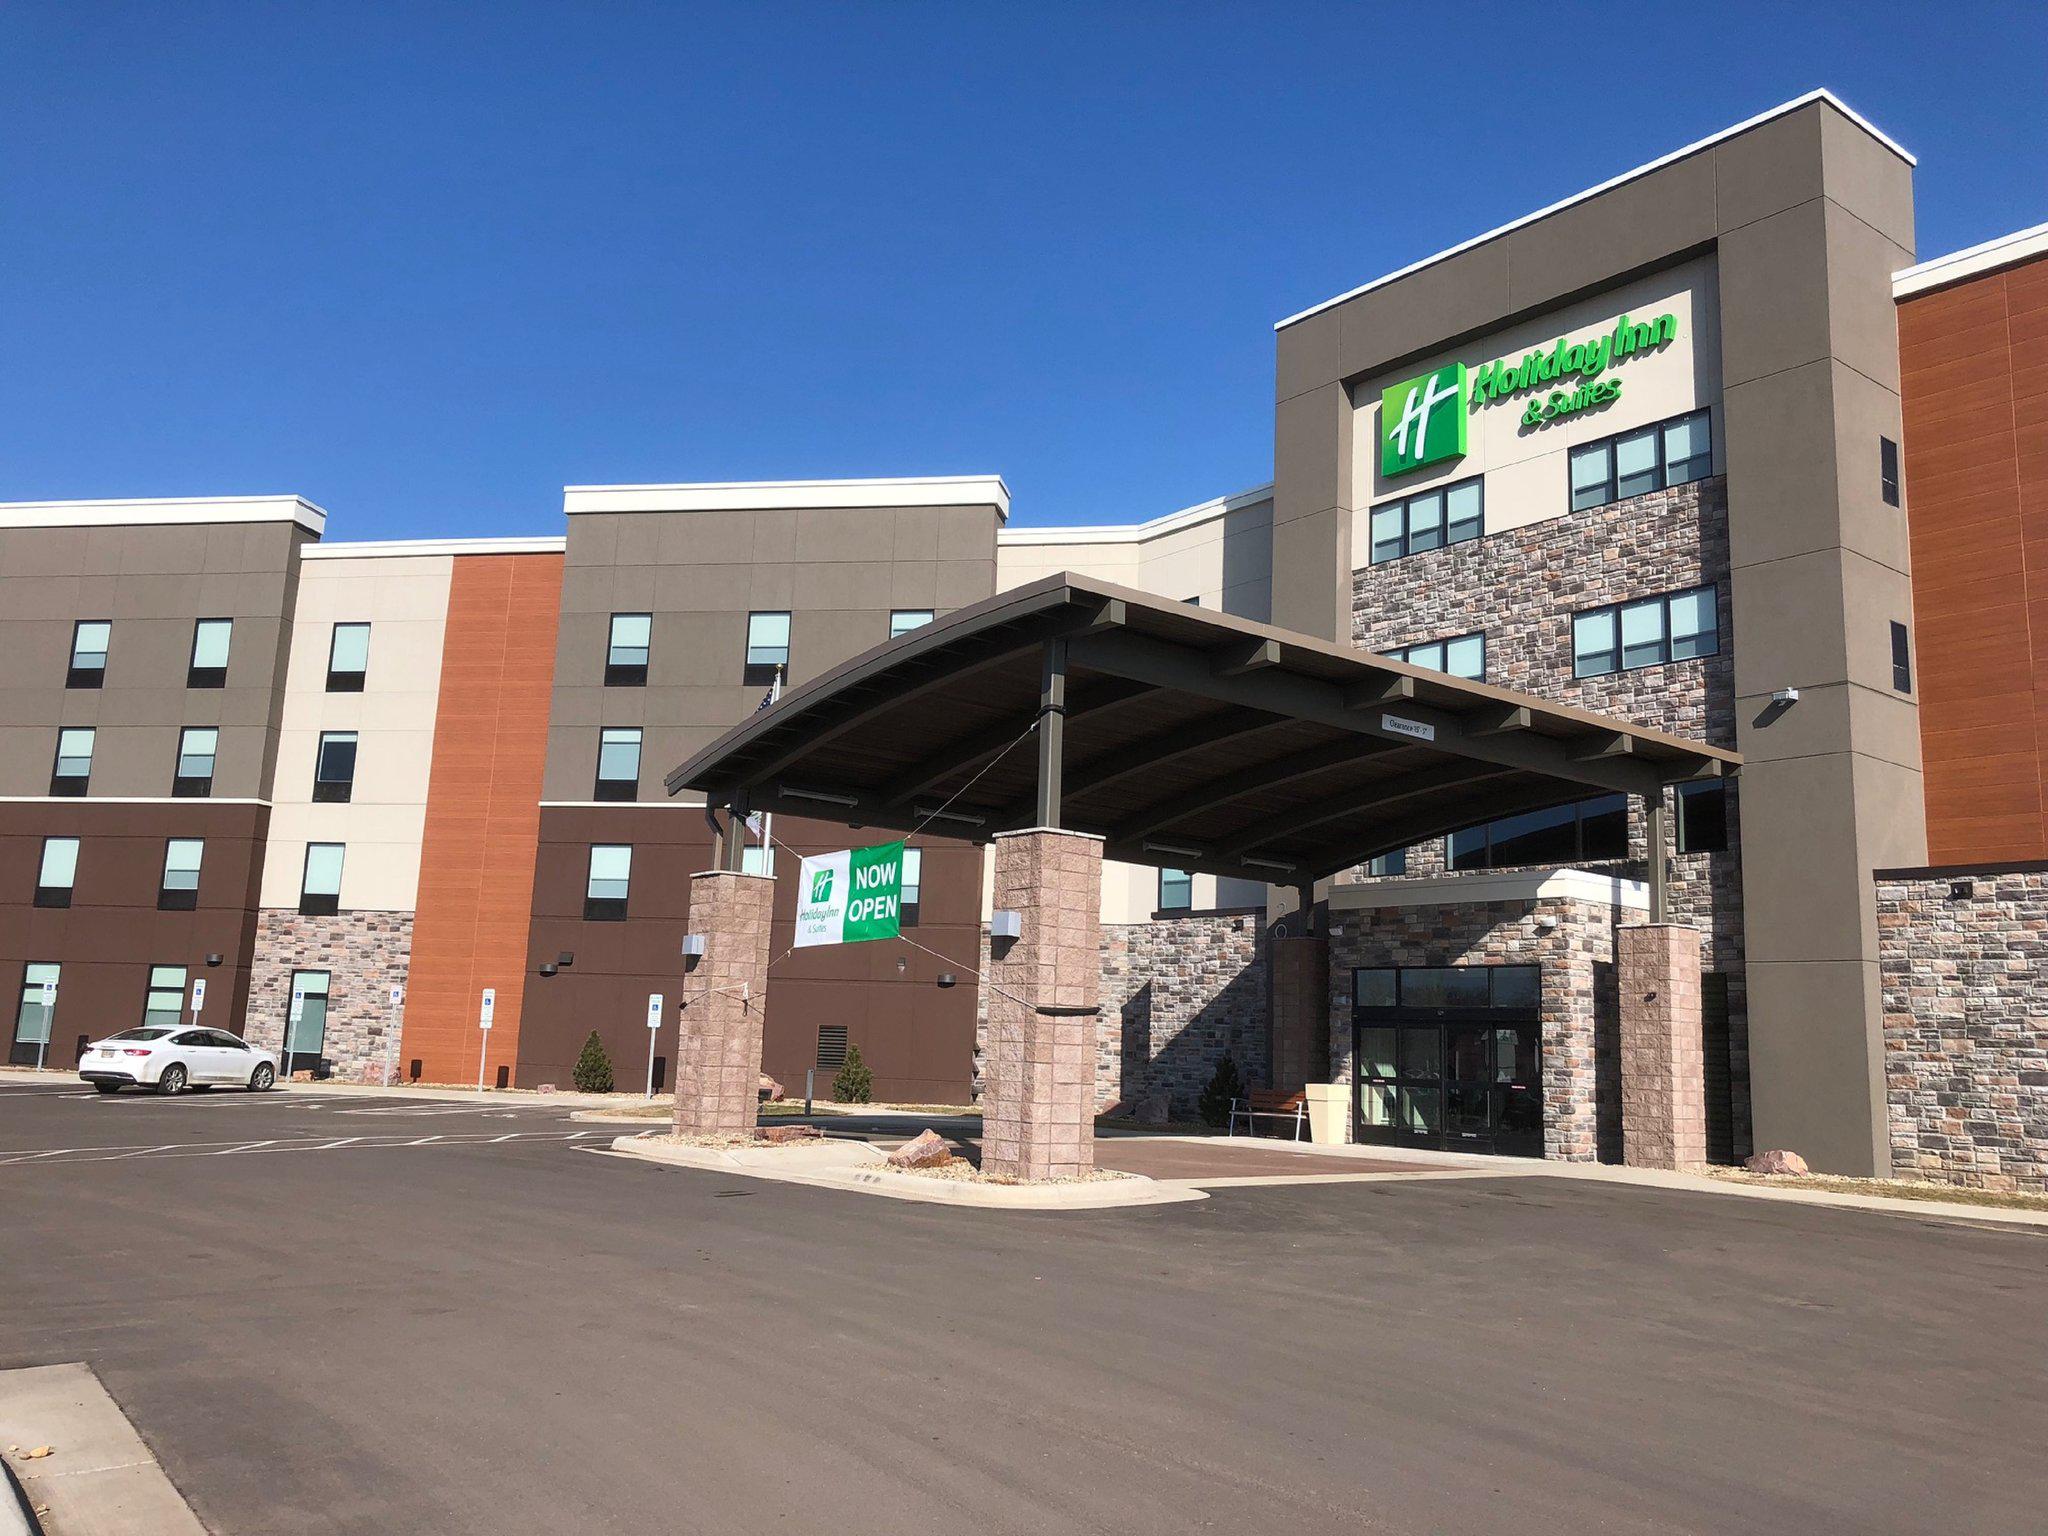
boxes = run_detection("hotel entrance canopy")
[666,574,1738,896]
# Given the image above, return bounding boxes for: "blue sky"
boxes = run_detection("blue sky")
[4,2,2043,536]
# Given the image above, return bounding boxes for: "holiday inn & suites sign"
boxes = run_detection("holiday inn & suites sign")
[1379,310,1679,476]
[794,841,904,948]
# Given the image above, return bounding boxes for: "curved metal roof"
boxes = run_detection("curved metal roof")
[666,574,1738,886]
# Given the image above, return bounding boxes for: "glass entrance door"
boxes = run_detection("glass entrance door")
[1351,966,1542,1157]
[284,970,330,1078]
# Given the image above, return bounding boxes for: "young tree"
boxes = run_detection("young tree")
[572,1030,615,1094]
[1197,1054,1246,1129]
[832,1042,873,1104]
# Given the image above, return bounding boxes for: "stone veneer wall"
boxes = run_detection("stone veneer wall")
[244,910,413,1084]
[1877,869,2048,1192]
[1329,897,1624,1162]
[1097,912,1268,1116]
[1346,475,1749,1158]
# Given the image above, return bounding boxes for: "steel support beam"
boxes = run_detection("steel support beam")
[1035,637,1067,828]
[882,678,1148,814]
[1645,791,1669,923]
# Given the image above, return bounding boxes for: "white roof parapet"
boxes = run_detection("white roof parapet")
[1894,219,2048,299]
[563,475,1011,519]
[1276,88,1915,332]
[0,494,328,534]
[999,483,1274,548]
[302,535,566,560]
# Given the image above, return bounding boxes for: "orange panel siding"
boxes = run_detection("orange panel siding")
[402,554,563,1083]
[1901,251,2048,863]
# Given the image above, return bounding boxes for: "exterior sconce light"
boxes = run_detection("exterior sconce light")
[680,934,707,958]
[937,973,957,989]
[990,911,1022,940]
[556,952,576,968]
[205,953,224,967]
[1771,687,1800,705]
[538,963,558,978]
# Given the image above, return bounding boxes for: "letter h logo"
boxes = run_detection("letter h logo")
[1379,362,1469,477]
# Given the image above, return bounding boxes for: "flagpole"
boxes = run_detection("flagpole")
[757,666,782,869]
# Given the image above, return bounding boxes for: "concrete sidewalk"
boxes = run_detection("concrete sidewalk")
[0,1364,204,1535]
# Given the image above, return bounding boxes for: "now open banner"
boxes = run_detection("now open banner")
[793,841,904,948]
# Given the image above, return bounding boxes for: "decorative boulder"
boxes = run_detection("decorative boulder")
[758,1073,783,1102]
[1131,1092,1171,1126]
[757,1123,824,1145]
[887,1128,953,1169]
[1746,1149,1810,1176]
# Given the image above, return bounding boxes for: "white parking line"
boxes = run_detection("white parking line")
[0,1129,596,1166]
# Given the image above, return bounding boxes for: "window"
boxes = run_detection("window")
[1351,965,1538,1011]
[1386,632,1485,681]
[594,727,641,801]
[68,620,110,688]
[284,969,329,1072]
[1368,477,1483,564]
[188,618,232,688]
[300,843,344,917]
[1448,795,1628,871]
[1880,436,1902,508]
[740,844,774,877]
[50,728,94,796]
[1892,621,1912,693]
[900,847,923,926]
[815,1023,849,1071]
[327,623,370,692]
[1675,781,1728,855]
[1366,849,1408,877]
[173,727,218,797]
[744,611,790,685]
[313,732,358,803]
[889,610,934,639]
[584,844,632,921]
[35,837,78,908]
[1158,867,1193,913]
[605,613,650,687]
[157,839,204,911]
[1573,586,1718,678]
[1568,409,1711,510]
[143,966,188,1029]
[12,964,60,1064]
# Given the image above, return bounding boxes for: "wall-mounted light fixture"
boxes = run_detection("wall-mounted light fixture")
[1771,687,1800,705]
[205,953,224,967]
[937,973,958,989]
[556,952,576,968]
[680,934,707,958]
[779,785,858,807]
[990,911,1022,940]
[538,962,558,978]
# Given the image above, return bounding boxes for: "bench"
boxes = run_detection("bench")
[1228,1088,1307,1141]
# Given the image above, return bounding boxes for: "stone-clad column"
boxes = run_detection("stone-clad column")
[674,869,774,1139]
[1618,922,1707,1170]
[983,829,1103,1181]
[1269,934,1330,1091]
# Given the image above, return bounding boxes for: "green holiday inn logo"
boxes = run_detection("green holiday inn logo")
[1379,363,1468,477]
[810,867,834,902]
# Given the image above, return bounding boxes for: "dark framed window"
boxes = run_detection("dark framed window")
[1365,849,1408,877]
[68,620,110,689]
[158,839,203,911]
[605,613,651,687]
[1880,436,1902,508]
[187,618,232,688]
[173,727,218,797]
[744,611,790,686]
[143,965,188,1028]
[1675,781,1728,855]
[326,623,370,692]
[1891,621,1912,694]
[1368,477,1483,564]
[1386,632,1485,682]
[300,843,344,917]
[35,837,78,909]
[1448,794,1628,871]
[900,847,923,926]
[1158,867,1193,912]
[584,844,632,921]
[50,728,94,796]
[313,732,358,803]
[594,727,641,801]
[1352,964,1539,1012]
[1573,585,1718,678]
[889,610,934,639]
[740,844,773,877]
[1568,408,1712,511]
[815,1023,849,1071]
[12,963,60,1064]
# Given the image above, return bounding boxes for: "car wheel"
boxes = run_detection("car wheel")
[157,1063,188,1096]
[250,1063,276,1092]
[94,1082,122,1095]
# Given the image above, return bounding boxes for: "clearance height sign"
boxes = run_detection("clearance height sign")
[794,841,905,948]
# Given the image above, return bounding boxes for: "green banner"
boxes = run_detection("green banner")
[794,841,904,948]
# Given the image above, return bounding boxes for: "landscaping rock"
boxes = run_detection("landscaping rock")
[758,1073,783,1101]
[1746,1149,1810,1176]
[888,1128,953,1168]
[1130,1092,1171,1126]
[757,1124,824,1144]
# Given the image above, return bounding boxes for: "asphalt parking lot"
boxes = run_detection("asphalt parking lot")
[2,1076,2044,1535]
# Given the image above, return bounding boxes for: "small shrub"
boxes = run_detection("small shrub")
[832,1042,873,1104]
[1197,1055,1246,1128]
[572,1030,615,1094]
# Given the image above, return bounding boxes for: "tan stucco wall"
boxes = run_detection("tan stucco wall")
[261,552,454,911]
[997,491,1274,621]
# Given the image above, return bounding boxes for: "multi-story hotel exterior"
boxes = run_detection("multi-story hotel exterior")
[4,91,2044,1187]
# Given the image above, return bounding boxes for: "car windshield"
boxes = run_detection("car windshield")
[104,1028,175,1042]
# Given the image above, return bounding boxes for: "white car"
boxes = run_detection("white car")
[78,1027,279,1096]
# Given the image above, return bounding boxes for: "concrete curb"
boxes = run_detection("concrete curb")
[602,1134,1206,1210]
[1,1457,39,1536]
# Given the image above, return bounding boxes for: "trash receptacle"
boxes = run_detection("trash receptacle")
[1305,1083,1349,1145]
